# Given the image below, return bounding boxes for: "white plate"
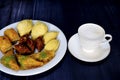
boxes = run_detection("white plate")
[68,33,110,62]
[0,20,67,76]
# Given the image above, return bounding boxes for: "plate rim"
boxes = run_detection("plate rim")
[0,20,67,76]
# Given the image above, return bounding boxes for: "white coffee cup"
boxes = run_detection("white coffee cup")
[78,23,112,52]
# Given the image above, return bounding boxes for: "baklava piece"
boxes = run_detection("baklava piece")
[30,51,55,63]
[4,28,20,42]
[16,55,43,70]
[0,36,12,53]
[0,54,20,71]
[4,49,14,55]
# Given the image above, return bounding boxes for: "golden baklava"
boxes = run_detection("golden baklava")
[4,28,20,42]
[0,36,12,53]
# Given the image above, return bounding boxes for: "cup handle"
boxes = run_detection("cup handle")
[104,34,112,42]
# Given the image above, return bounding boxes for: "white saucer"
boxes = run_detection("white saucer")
[68,33,111,62]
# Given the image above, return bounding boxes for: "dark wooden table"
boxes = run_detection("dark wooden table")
[0,0,120,80]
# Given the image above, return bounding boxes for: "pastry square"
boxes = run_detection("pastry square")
[0,36,12,53]
[0,54,20,70]
[16,55,43,70]
[4,49,14,55]
[4,28,20,42]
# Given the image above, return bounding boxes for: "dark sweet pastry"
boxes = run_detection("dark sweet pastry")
[14,35,35,55]
[35,37,44,52]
